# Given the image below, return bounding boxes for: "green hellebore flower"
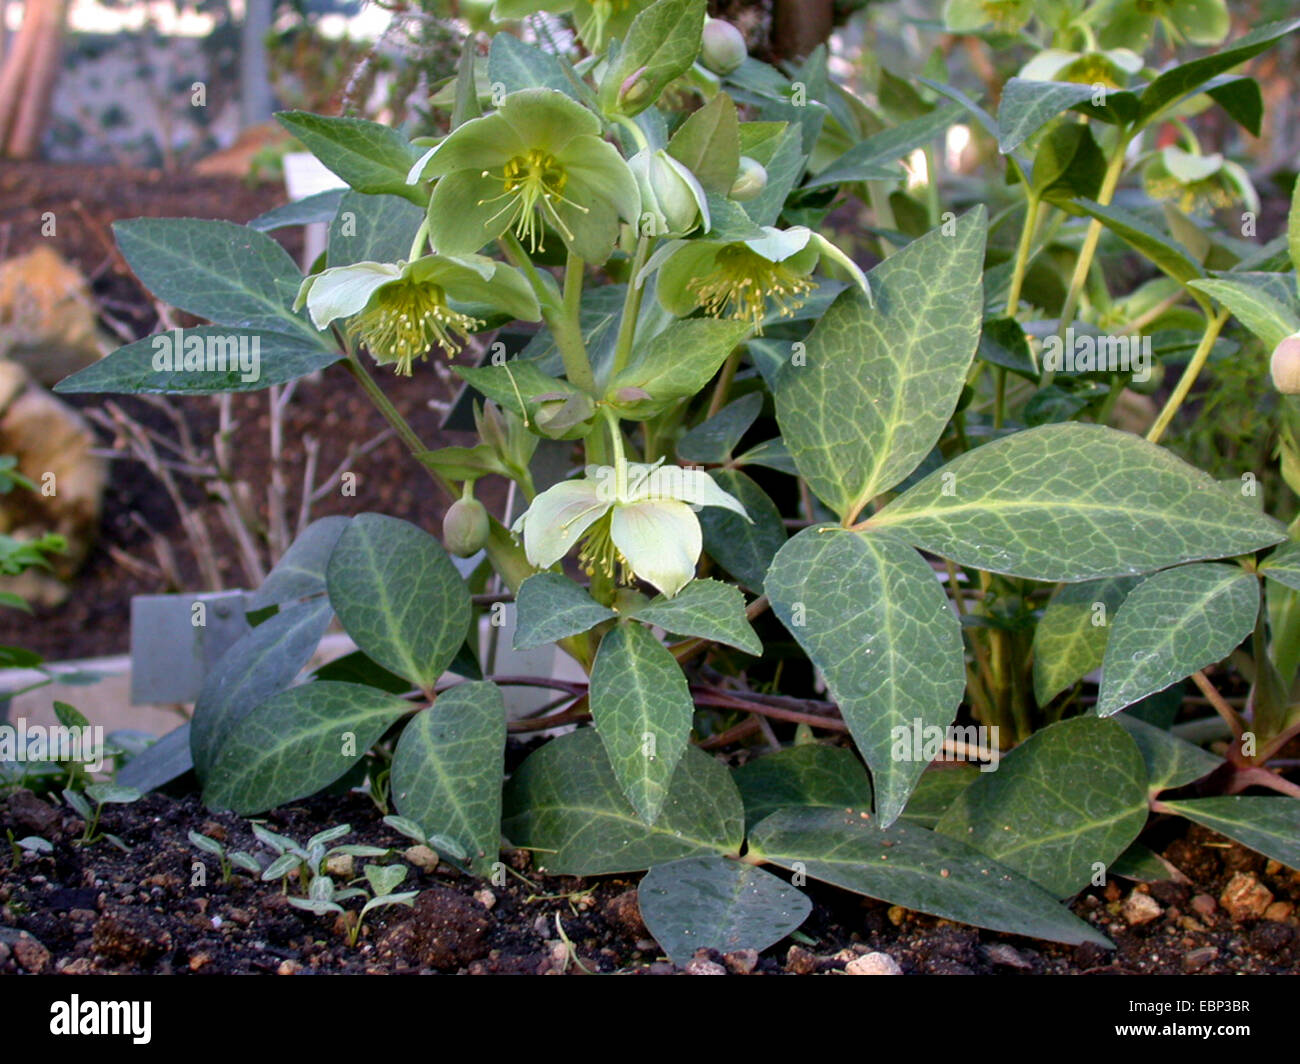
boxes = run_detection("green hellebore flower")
[1142,146,1258,216]
[295,253,540,376]
[1098,0,1229,50]
[642,225,871,333]
[1017,46,1143,89]
[409,88,639,263]
[943,0,1033,33]
[511,460,748,598]
[630,148,710,237]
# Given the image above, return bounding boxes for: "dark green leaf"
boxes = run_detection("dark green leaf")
[203,681,413,814]
[391,681,506,876]
[326,514,471,691]
[629,578,760,655]
[501,728,744,874]
[638,856,811,965]
[936,717,1149,897]
[749,807,1112,946]
[766,527,966,826]
[512,572,615,651]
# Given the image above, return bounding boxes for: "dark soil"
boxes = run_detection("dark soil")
[2,784,1298,976]
[0,161,489,661]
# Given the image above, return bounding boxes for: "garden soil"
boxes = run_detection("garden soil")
[2,784,1298,975]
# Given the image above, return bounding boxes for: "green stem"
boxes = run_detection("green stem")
[993,366,1007,431]
[706,349,741,419]
[610,234,651,381]
[500,233,597,395]
[611,113,649,153]
[1145,307,1230,445]
[343,351,455,501]
[1005,195,1041,318]
[1054,127,1132,346]
[407,217,430,262]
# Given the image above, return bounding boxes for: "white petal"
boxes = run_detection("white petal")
[744,225,812,263]
[628,465,750,520]
[515,479,609,569]
[611,500,701,599]
[305,261,403,328]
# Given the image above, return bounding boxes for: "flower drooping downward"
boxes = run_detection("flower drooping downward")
[512,459,749,598]
[295,254,539,376]
[346,277,482,375]
[643,225,871,334]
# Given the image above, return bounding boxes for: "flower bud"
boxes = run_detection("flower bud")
[729,156,767,201]
[701,18,746,76]
[632,149,707,236]
[1272,333,1300,395]
[443,496,490,557]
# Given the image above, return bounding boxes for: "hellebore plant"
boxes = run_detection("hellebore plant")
[58,0,1300,961]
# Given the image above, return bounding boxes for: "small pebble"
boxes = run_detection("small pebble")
[685,958,727,975]
[405,845,439,872]
[323,854,354,879]
[1122,891,1163,927]
[844,951,902,975]
[723,949,758,974]
[1182,946,1218,972]
[473,889,496,911]
[1220,872,1274,923]
[1191,893,1216,918]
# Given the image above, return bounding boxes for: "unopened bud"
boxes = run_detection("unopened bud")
[443,496,489,557]
[701,19,747,76]
[730,156,767,201]
[1272,333,1300,394]
[618,65,652,109]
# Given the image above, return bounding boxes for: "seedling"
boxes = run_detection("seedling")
[381,815,468,864]
[6,828,52,870]
[63,784,140,850]
[188,830,263,884]
[253,823,390,890]
[289,863,417,947]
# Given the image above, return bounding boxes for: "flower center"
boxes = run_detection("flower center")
[688,244,817,334]
[479,148,588,253]
[347,280,483,376]
[577,512,631,583]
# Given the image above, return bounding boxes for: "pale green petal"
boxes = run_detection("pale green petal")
[409,255,541,321]
[427,169,516,255]
[655,240,721,317]
[558,135,641,222]
[515,479,610,569]
[659,151,711,234]
[1017,48,1078,81]
[419,112,525,178]
[499,88,601,154]
[1161,147,1223,184]
[304,261,403,328]
[610,499,702,598]
[810,232,873,304]
[637,238,692,289]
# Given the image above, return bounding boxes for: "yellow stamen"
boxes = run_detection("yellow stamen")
[347,280,483,376]
[477,148,589,253]
[688,244,816,335]
[577,513,631,584]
